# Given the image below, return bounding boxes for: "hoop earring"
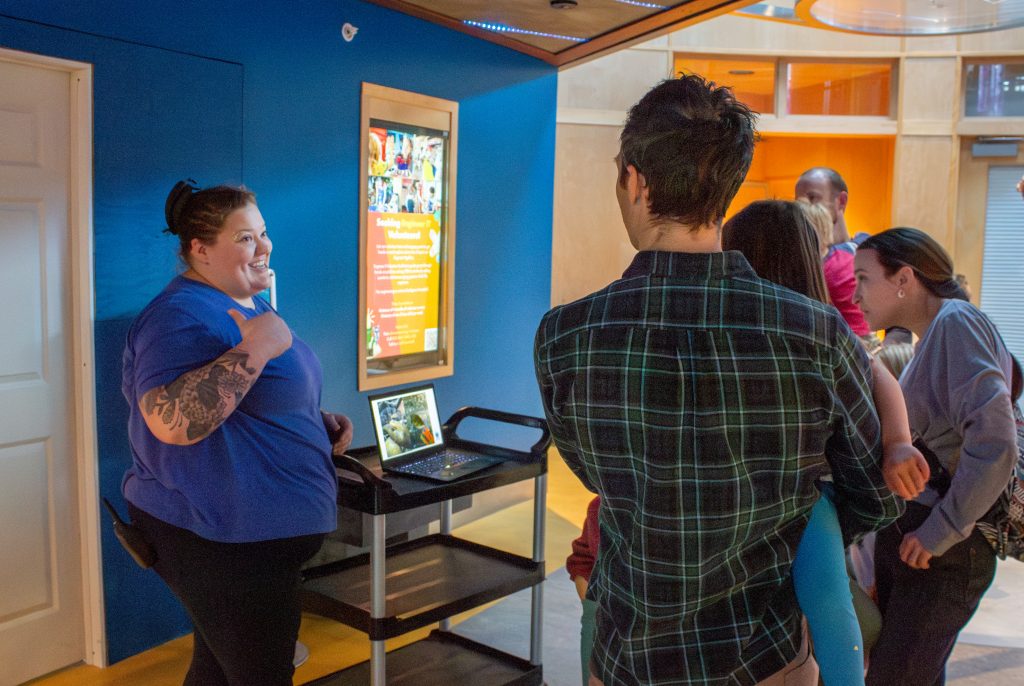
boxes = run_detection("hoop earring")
[897,288,905,299]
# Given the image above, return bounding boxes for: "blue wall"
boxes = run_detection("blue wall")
[0,0,557,662]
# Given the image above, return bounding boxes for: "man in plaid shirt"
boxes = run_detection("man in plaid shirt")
[534,76,902,685]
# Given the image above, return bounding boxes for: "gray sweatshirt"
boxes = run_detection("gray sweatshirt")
[900,298,1017,556]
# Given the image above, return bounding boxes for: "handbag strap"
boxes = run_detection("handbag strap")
[913,436,951,497]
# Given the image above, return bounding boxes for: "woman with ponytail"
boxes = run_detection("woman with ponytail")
[855,227,1018,685]
[723,202,926,686]
[121,180,351,685]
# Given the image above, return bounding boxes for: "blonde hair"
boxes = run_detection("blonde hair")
[368,132,383,161]
[798,201,833,258]
[875,342,915,379]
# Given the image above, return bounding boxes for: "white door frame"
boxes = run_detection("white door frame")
[0,46,105,668]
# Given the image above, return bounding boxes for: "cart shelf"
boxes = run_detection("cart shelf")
[302,533,544,639]
[303,629,542,686]
[303,406,550,686]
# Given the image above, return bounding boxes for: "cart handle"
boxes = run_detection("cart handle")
[333,453,392,490]
[442,407,551,456]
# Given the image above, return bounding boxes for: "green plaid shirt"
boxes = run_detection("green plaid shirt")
[535,251,902,685]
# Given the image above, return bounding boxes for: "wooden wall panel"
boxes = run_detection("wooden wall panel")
[667,14,902,54]
[551,124,636,306]
[959,26,1024,53]
[558,48,669,111]
[900,57,958,123]
[893,135,957,247]
[903,36,958,53]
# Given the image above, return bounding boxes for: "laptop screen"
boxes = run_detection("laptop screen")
[368,385,445,463]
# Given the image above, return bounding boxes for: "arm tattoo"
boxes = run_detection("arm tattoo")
[142,350,258,441]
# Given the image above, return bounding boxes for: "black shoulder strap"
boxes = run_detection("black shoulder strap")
[913,436,951,497]
[1011,355,1022,403]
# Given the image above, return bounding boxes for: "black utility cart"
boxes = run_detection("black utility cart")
[302,407,551,686]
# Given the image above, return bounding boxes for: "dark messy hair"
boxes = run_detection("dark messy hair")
[798,167,848,196]
[722,200,830,304]
[858,227,968,301]
[164,180,256,263]
[618,73,757,229]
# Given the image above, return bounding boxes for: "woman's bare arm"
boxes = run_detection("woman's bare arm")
[870,357,929,499]
[139,309,291,445]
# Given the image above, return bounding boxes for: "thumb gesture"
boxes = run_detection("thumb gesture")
[228,309,292,361]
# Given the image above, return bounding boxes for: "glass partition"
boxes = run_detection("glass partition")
[786,61,892,116]
[965,61,1024,117]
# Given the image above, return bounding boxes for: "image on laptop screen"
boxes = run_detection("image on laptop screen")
[369,385,445,462]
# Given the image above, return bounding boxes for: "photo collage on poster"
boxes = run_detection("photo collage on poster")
[367,125,444,219]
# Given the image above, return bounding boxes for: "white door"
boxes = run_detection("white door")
[0,58,84,684]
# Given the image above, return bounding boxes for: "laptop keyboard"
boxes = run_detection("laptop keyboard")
[401,451,485,477]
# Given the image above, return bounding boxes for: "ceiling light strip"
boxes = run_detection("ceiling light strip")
[613,0,667,9]
[463,19,587,42]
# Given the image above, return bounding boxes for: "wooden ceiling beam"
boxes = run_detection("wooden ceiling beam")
[361,0,759,68]
[362,0,559,64]
[551,0,755,68]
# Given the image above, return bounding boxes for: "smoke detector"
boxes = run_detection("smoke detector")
[550,0,578,8]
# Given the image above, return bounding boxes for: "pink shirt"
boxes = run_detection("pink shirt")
[824,247,871,336]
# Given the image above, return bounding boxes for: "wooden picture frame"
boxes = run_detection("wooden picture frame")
[359,83,457,391]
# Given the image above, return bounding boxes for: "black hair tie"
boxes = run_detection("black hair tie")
[164,179,198,234]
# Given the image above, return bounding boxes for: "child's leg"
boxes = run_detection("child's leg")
[793,492,865,686]
[580,597,597,686]
[849,578,882,659]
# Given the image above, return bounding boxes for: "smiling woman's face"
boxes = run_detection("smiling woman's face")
[193,203,272,303]
[853,248,904,331]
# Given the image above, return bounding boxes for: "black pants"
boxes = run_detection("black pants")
[866,501,996,686]
[129,504,325,686]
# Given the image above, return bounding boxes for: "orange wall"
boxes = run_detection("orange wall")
[674,56,776,114]
[787,65,891,116]
[726,135,895,237]
[788,78,889,116]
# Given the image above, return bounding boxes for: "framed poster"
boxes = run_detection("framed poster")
[359,83,457,391]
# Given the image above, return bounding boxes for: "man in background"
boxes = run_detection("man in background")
[796,167,878,348]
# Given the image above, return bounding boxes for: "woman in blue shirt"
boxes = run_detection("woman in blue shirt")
[122,180,350,685]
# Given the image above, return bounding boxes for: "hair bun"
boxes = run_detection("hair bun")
[164,179,198,234]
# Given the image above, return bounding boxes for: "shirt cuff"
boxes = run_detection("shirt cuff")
[914,506,971,557]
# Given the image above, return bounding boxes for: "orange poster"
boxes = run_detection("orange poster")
[366,123,445,361]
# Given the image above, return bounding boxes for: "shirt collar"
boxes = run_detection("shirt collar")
[622,250,757,282]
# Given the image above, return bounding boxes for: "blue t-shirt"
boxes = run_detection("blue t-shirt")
[122,276,338,543]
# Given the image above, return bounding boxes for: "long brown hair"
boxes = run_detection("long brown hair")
[722,200,831,304]
[857,227,967,301]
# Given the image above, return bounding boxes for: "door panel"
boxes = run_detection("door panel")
[0,441,52,621]
[0,204,44,378]
[0,57,83,685]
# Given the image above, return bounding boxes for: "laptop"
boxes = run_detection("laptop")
[368,384,503,482]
